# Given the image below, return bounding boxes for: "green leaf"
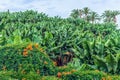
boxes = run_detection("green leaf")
[92,55,108,72]
[14,36,22,44]
[106,53,118,73]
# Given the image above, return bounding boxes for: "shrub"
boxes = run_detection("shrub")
[0,71,15,80]
[0,43,55,75]
[12,71,42,80]
[61,70,107,80]
[41,76,61,80]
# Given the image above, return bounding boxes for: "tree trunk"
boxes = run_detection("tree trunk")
[113,16,117,23]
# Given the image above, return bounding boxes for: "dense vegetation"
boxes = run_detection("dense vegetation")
[0,8,120,79]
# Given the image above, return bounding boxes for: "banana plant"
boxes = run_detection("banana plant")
[92,53,119,74]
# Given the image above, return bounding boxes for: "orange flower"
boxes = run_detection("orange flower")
[23,51,28,56]
[57,72,62,78]
[24,48,28,52]
[27,44,33,50]
[29,47,33,50]
[44,61,48,65]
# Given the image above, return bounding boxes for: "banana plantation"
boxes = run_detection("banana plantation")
[0,8,120,80]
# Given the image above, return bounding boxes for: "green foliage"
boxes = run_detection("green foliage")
[0,10,120,76]
[0,71,15,80]
[0,43,55,75]
[61,70,107,80]
[0,70,119,80]
[41,76,61,80]
[0,71,41,80]
[12,71,42,80]
[93,53,119,74]
[67,58,95,71]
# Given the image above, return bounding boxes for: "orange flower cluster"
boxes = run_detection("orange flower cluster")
[23,50,28,57]
[22,43,46,56]
[57,72,72,78]
[22,44,33,56]
[34,43,45,53]
[26,44,33,50]
[57,72,62,78]
[57,69,76,78]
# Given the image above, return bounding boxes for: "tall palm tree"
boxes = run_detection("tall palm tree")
[102,10,120,23]
[83,7,90,21]
[70,9,79,19]
[79,9,83,18]
[89,11,100,23]
[102,10,111,22]
[111,10,120,23]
